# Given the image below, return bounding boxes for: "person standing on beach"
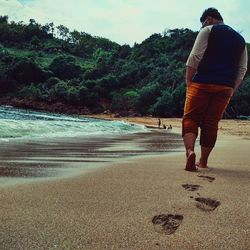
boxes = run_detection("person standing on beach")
[158,118,161,128]
[183,8,248,171]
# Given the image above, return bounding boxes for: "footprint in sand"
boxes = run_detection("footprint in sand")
[182,184,202,191]
[152,214,183,235]
[197,175,215,182]
[195,197,221,211]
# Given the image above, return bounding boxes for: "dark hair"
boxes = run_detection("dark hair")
[200,8,223,22]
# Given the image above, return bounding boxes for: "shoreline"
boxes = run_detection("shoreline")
[82,114,250,139]
[0,102,249,138]
[0,128,184,187]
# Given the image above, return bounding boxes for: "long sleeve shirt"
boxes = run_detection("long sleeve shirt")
[186,24,248,85]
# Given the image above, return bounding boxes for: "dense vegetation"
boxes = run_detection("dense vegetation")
[0,15,249,117]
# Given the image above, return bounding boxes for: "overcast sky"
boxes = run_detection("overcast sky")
[1,0,250,45]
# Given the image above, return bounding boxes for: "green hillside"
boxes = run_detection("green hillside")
[0,15,249,117]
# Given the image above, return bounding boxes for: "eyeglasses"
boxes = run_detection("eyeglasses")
[201,18,208,28]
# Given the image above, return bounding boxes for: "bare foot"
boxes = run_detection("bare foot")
[185,151,197,171]
[196,159,208,168]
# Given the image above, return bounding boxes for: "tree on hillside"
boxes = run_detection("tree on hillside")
[153,89,175,117]
[57,25,70,41]
[70,30,81,45]
[49,56,82,80]
[0,16,8,24]
[229,77,250,116]
[136,82,161,115]
[7,58,49,84]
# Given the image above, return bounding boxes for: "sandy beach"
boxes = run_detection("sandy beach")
[0,117,250,249]
[84,114,250,139]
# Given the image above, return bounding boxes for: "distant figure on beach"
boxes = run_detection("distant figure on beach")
[163,124,166,129]
[183,8,248,171]
[168,124,172,130]
[158,118,161,128]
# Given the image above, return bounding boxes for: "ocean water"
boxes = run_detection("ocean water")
[0,106,183,185]
[236,115,250,120]
[0,106,146,140]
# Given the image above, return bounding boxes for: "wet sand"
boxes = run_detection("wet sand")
[0,130,183,186]
[0,119,250,249]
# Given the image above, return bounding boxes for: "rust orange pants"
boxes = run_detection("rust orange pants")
[182,82,234,147]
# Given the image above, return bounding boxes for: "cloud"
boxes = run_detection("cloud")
[1,0,22,14]
[1,0,249,45]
